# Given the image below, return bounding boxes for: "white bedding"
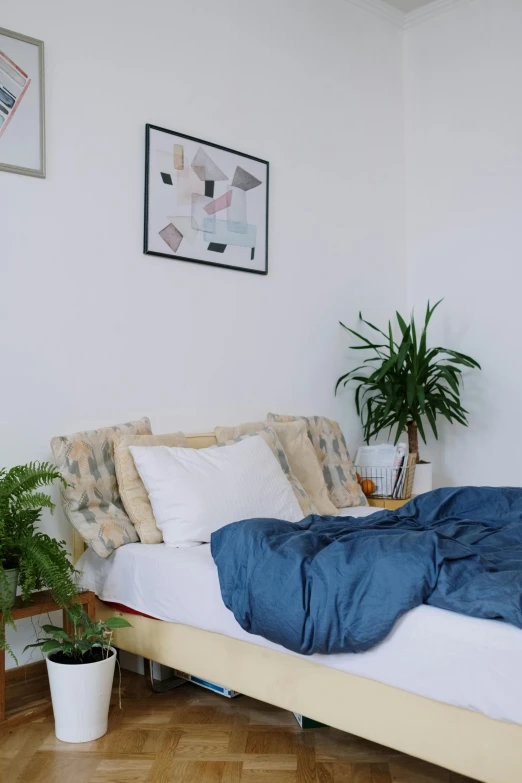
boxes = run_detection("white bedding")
[77,505,522,726]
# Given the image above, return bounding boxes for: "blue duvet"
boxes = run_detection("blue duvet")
[210,487,522,655]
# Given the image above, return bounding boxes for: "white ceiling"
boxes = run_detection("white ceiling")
[382,0,437,11]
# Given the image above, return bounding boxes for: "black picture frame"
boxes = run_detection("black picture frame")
[144,124,269,275]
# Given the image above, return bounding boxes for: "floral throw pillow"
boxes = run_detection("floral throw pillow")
[51,417,152,557]
[267,414,367,508]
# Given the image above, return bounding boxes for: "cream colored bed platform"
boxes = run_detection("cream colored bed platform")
[74,434,522,783]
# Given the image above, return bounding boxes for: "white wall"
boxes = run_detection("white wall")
[405,0,522,487]
[0,0,406,665]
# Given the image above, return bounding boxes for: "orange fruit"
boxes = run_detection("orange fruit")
[361,479,376,496]
[356,473,362,485]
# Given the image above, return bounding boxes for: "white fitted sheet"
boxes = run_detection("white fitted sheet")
[77,505,522,725]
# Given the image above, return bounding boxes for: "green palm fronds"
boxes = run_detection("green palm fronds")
[336,300,481,460]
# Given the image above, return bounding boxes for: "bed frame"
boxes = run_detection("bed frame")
[73,433,522,783]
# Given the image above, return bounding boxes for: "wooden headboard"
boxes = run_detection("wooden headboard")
[72,432,217,563]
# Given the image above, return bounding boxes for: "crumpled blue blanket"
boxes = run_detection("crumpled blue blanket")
[210,487,522,655]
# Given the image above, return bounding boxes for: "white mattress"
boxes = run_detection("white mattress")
[77,505,522,726]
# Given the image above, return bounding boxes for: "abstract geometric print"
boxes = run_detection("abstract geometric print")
[144,125,269,274]
[0,49,31,139]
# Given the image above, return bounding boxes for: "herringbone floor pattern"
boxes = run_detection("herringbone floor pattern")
[1,670,479,782]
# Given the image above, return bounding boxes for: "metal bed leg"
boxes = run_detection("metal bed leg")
[145,658,187,693]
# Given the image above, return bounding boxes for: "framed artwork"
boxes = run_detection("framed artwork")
[0,27,45,178]
[144,125,269,275]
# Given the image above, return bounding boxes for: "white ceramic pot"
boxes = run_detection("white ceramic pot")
[46,647,116,743]
[412,462,433,496]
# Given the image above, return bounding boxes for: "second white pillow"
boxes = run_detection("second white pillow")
[129,437,304,547]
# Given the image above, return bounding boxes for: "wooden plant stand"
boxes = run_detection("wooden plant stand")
[0,589,96,727]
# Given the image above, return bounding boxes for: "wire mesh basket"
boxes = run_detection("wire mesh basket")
[355,454,417,500]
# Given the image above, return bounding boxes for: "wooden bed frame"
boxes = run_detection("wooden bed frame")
[73,433,522,783]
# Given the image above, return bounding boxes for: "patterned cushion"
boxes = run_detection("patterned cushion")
[215,427,317,518]
[51,418,152,557]
[215,421,266,438]
[267,414,367,508]
[114,432,188,544]
[215,420,337,516]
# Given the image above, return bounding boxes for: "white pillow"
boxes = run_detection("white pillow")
[129,437,304,547]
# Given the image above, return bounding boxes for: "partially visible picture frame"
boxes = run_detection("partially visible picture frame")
[144,125,269,275]
[0,27,45,178]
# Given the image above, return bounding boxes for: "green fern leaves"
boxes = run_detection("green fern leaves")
[0,462,78,660]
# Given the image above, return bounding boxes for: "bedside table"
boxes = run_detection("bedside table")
[367,497,415,510]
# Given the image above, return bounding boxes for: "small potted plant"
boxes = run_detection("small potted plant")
[336,300,481,494]
[25,604,131,742]
[0,462,78,660]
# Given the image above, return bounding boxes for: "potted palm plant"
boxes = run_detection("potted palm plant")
[335,300,481,494]
[25,605,131,742]
[0,462,78,660]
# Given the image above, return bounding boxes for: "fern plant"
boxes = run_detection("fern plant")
[0,462,78,660]
[335,300,481,462]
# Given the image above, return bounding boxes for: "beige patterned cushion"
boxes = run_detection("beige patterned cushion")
[215,421,337,516]
[114,432,188,544]
[51,418,151,557]
[216,421,266,438]
[215,427,317,518]
[267,414,367,508]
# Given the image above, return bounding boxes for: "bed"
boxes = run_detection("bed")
[73,433,522,783]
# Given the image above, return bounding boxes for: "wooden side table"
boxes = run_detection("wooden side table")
[0,589,96,727]
[368,496,416,510]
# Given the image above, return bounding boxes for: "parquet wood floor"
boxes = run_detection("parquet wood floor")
[0,670,480,782]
